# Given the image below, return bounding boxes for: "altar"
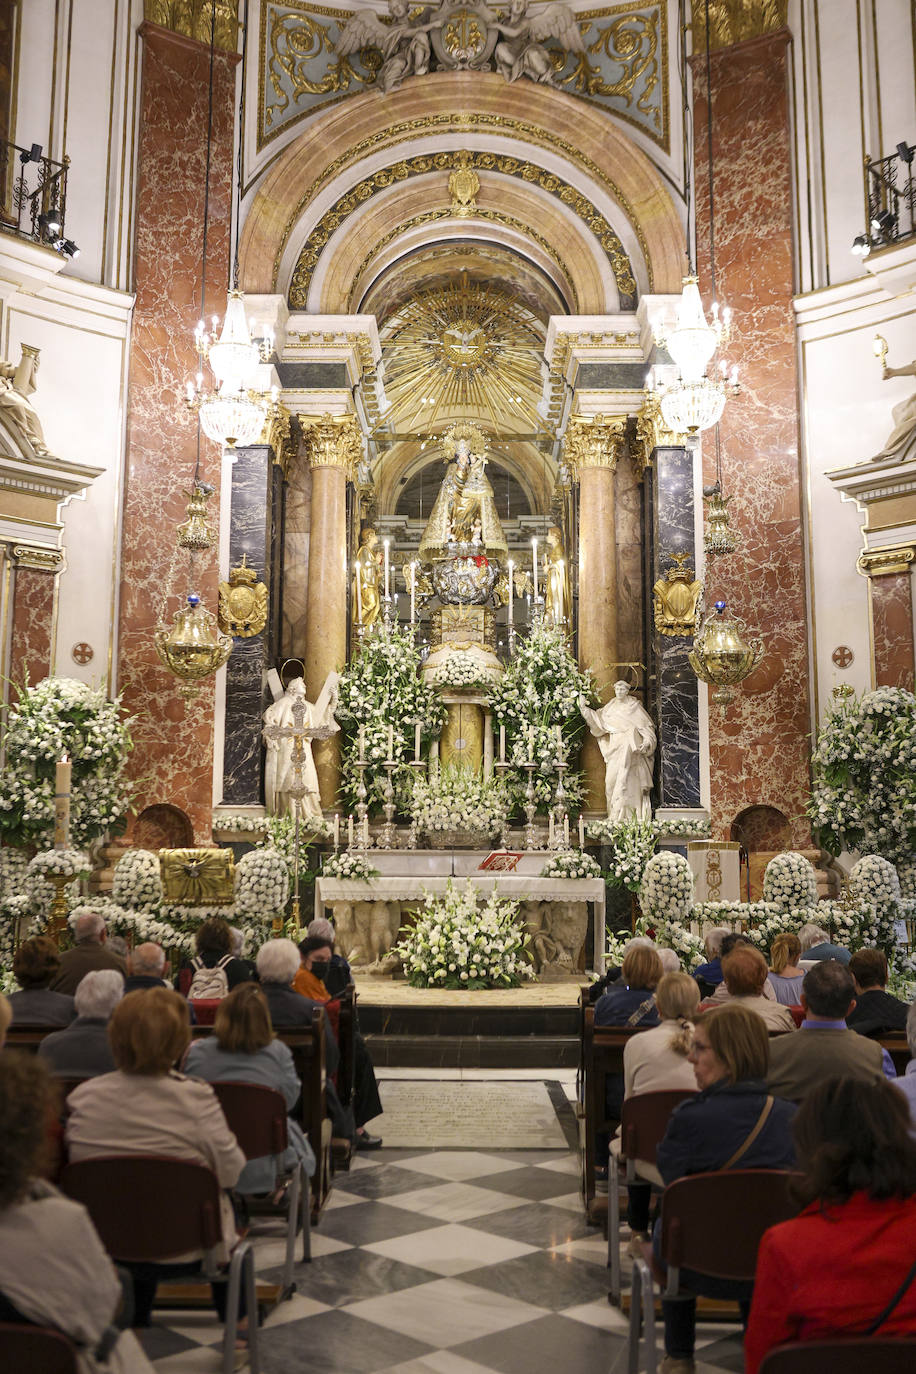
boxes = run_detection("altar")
[315,849,607,974]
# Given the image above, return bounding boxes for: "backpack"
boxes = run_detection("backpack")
[187,954,232,1001]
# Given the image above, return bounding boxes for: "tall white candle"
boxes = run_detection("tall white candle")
[54,754,72,849]
[388,723,394,759]
[531,537,538,600]
[334,813,340,849]
[528,725,534,763]
[355,560,363,624]
[507,558,514,636]
[414,719,421,762]
[579,815,585,848]
[362,815,370,848]
[563,815,570,847]
[410,562,417,625]
[348,815,354,847]
[555,724,563,756]
[383,539,391,600]
[499,722,506,762]
[358,726,366,762]
[549,814,555,846]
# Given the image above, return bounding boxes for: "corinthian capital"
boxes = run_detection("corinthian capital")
[562,413,628,476]
[300,413,363,478]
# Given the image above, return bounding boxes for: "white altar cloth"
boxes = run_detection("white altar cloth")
[315,851,606,971]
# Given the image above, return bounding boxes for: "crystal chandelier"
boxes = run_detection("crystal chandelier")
[652,278,739,435]
[688,600,763,707]
[154,593,233,699]
[186,290,275,450]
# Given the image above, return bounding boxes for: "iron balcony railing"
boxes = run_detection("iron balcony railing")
[855,142,916,255]
[0,138,76,257]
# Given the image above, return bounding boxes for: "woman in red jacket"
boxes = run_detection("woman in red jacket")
[745,1076,916,1373]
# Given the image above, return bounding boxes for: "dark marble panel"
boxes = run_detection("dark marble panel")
[653,446,701,808]
[275,361,349,388]
[575,362,648,389]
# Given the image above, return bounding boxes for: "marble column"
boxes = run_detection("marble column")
[220,426,289,805]
[117,22,237,844]
[693,28,811,846]
[858,549,916,691]
[7,546,62,688]
[563,414,628,811]
[302,414,361,809]
[651,447,701,807]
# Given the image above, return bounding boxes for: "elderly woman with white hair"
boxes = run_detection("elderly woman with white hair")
[798,922,851,965]
[37,970,124,1079]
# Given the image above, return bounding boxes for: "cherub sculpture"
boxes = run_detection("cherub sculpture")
[336,0,437,94]
[492,0,584,85]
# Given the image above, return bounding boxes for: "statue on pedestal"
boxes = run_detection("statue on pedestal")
[579,681,656,821]
[0,344,49,456]
[263,673,340,819]
[872,353,916,465]
[353,527,382,631]
[543,525,570,631]
[418,424,508,569]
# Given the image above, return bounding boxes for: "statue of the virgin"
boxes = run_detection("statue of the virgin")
[418,423,508,564]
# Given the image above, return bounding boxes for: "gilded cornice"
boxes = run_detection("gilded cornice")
[690,1,787,50]
[562,413,628,475]
[857,544,916,579]
[288,148,638,310]
[300,413,363,477]
[144,0,240,50]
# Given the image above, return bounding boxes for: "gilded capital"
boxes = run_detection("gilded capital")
[300,414,363,479]
[562,413,628,476]
[632,394,685,478]
[857,544,916,578]
[11,544,64,572]
[260,403,298,477]
[144,1,240,50]
[691,0,787,50]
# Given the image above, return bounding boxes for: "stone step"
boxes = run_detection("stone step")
[365,1032,579,1069]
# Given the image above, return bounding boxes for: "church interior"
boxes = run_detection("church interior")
[1,1,916,1371]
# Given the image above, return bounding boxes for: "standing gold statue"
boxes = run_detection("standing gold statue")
[543,525,571,631]
[353,526,382,631]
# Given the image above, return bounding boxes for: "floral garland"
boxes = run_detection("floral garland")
[394,878,530,989]
[0,677,133,847]
[489,624,591,813]
[809,686,916,863]
[427,652,502,689]
[212,814,271,834]
[762,852,818,912]
[335,622,445,812]
[639,851,694,922]
[540,849,602,879]
[410,766,507,836]
[322,851,379,882]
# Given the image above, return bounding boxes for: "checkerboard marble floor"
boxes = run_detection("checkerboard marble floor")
[137,1073,744,1373]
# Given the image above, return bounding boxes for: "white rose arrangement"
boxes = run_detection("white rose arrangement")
[112,848,163,912]
[29,848,89,880]
[0,676,132,847]
[411,766,507,837]
[809,686,916,863]
[212,814,271,834]
[762,852,817,912]
[639,851,694,922]
[849,855,901,914]
[322,851,379,882]
[234,848,290,925]
[541,850,601,879]
[428,653,501,689]
[394,879,530,989]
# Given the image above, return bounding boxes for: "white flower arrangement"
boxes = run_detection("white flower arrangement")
[634,913,705,970]
[394,878,530,989]
[0,676,133,847]
[604,930,635,969]
[809,686,916,863]
[656,816,712,838]
[336,622,446,812]
[428,652,501,689]
[322,851,379,882]
[848,855,901,914]
[112,848,163,912]
[411,766,507,837]
[489,624,591,813]
[639,851,694,922]
[212,814,271,834]
[762,852,817,912]
[541,849,601,879]
[234,848,290,923]
[28,848,89,880]
[588,816,658,892]
[253,814,330,880]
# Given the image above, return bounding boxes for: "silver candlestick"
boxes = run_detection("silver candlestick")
[407,758,426,849]
[553,757,568,849]
[379,758,398,849]
[354,758,370,848]
[495,759,513,849]
[523,762,539,849]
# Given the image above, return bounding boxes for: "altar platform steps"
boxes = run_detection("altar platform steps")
[358,994,581,1068]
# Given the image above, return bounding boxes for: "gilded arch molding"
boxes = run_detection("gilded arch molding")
[237,72,685,299]
[292,151,637,311]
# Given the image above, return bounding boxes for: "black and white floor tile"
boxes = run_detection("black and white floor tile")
[138,1072,744,1373]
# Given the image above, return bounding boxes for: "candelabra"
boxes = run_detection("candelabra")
[354,759,371,848]
[523,762,539,849]
[552,757,569,850]
[379,758,398,849]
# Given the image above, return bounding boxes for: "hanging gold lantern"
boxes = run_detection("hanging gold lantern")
[688,599,763,706]
[703,487,739,557]
[154,593,233,699]
[176,482,216,552]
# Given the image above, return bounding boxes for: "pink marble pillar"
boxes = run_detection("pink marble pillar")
[693,29,812,847]
[117,23,237,843]
[8,564,55,688]
[871,571,915,690]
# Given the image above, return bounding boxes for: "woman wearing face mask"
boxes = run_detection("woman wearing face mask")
[294,936,384,1151]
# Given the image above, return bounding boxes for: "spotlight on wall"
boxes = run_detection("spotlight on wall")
[851,233,872,257]
[870,208,897,239]
[56,238,80,260]
[897,142,915,165]
[19,142,42,165]
[37,208,63,240]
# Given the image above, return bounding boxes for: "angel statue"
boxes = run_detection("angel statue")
[0,344,49,456]
[336,0,438,95]
[493,0,584,85]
